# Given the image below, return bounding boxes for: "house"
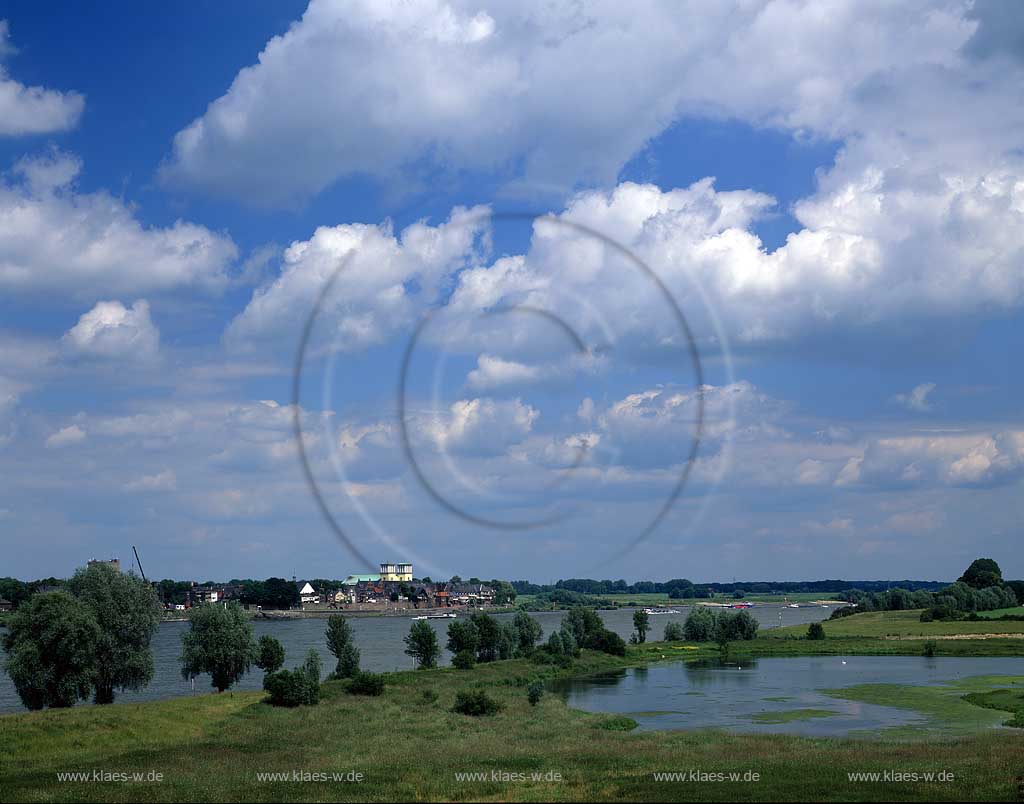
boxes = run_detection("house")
[299,582,318,605]
[0,598,12,612]
[379,562,412,582]
[444,582,496,606]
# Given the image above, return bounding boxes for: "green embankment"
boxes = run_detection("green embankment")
[2,610,1023,802]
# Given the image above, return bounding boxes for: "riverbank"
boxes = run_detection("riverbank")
[2,609,1022,802]
[158,605,518,623]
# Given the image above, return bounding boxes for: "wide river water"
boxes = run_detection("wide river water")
[0,603,836,713]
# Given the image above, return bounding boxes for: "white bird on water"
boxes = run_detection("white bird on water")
[841,660,847,665]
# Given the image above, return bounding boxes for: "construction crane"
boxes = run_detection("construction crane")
[132,545,148,582]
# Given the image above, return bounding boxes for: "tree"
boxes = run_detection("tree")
[959,558,1002,590]
[512,610,543,653]
[663,621,684,641]
[325,615,360,677]
[2,592,100,710]
[68,563,161,704]
[255,635,285,673]
[404,621,440,669]
[683,607,716,642]
[446,619,479,656]
[470,612,502,662]
[180,602,255,692]
[632,609,650,644]
[563,606,603,646]
[491,581,517,605]
[716,610,759,641]
[497,621,518,660]
[807,622,825,641]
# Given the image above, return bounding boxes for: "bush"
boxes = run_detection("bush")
[829,606,859,620]
[587,628,626,656]
[807,622,825,641]
[263,650,320,707]
[921,605,957,622]
[347,671,386,696]
[420,689,438,704]
[527,680,544,706]
[452,689,503,716]
[923,639,937,658]
[452,649,476,670]
[662,621,684,641]
[597,715,638,731]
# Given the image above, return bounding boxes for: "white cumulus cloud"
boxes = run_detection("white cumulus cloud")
[0,21,84,136]
[0,150,237,298]
[62,300,160,362]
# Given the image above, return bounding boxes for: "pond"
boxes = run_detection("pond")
[0,603,837,713]
[554,656,1024,737]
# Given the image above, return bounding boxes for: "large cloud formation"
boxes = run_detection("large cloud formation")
[162,0,1020,206]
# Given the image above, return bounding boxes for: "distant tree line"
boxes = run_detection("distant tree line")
[511,577,952,598]
[835,559,1020,622]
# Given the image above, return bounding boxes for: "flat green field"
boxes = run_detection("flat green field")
[766,609,1024,640]
[2,611,1023,802]
[976,606,1024,619]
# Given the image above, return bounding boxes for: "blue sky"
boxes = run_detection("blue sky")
[1,1,1023,584]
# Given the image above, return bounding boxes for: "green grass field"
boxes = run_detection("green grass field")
[2,610,1023,802]
[975,606,1024,619]
[766,609,1024,640]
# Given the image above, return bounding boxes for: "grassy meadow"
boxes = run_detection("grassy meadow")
[2,610,1023,802]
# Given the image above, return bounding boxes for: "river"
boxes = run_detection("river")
[0,603,837,713]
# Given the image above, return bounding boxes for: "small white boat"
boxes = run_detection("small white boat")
[411,615,428,620]
[643,607,680,615]
[427,612,457,619]
[787,604,800,608]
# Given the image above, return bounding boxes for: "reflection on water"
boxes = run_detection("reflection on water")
[0,603,839,713]
[554,656,1024,737]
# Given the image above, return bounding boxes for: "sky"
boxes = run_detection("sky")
[1,0,1023,584]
